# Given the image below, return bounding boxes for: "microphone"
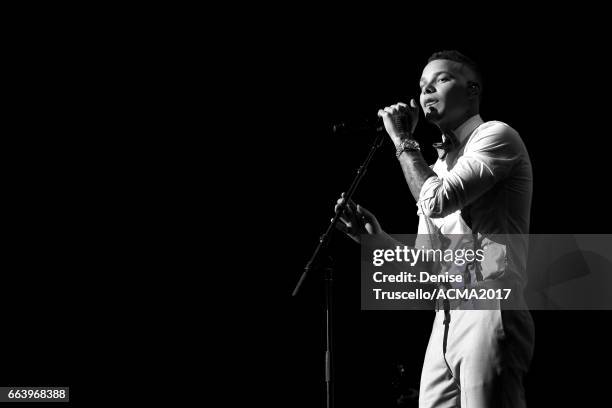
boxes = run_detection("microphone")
[332,117,385,134]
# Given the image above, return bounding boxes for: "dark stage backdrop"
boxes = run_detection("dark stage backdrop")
[10,8,612,407]
[248,22,612,408]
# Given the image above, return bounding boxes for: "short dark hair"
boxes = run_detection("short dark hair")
[427,50,483,96]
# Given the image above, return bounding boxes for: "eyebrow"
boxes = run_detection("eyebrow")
[419,70,453,86]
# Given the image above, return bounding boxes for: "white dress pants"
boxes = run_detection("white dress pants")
[418,307,535,408]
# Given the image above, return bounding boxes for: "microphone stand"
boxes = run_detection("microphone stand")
[292,124,386,408]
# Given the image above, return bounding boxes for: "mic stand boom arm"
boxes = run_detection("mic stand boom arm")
[291,125,385,408]
[292,126,385,296]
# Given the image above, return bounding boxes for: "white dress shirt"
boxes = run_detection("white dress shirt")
[416,114,533,286]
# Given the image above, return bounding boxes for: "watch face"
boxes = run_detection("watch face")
[396,139,419,158]
[404,140,418,149]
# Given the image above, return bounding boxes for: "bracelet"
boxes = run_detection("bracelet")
[395,138,420,158]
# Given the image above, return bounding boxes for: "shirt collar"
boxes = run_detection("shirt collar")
[443,114,483,145]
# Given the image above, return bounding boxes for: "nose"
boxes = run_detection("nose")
[422,82,436,95]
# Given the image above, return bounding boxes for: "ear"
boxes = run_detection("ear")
[467,81,481,98]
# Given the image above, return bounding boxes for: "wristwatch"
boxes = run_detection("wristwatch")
[395,138,420,158]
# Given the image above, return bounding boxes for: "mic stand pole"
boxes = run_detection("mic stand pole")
[292,125,386,408]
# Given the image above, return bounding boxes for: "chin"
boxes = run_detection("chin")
[425,109,444,124]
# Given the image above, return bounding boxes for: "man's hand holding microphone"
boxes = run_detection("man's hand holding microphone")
[332,99,419,243]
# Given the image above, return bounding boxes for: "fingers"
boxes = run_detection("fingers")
[385,103,410,113]
[336,193,357,216]
[356,204,373,219]
[338,214,352,226]
[342,192,358,212]
[335,201,356,224]
[332,218,352,235]
[355,205,375,228]
[334,193,361,228]
[335,197,346,215]
[409,98,418,109]
[378,103,409,117]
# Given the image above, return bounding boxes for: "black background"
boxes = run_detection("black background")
[3,8,612,407]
